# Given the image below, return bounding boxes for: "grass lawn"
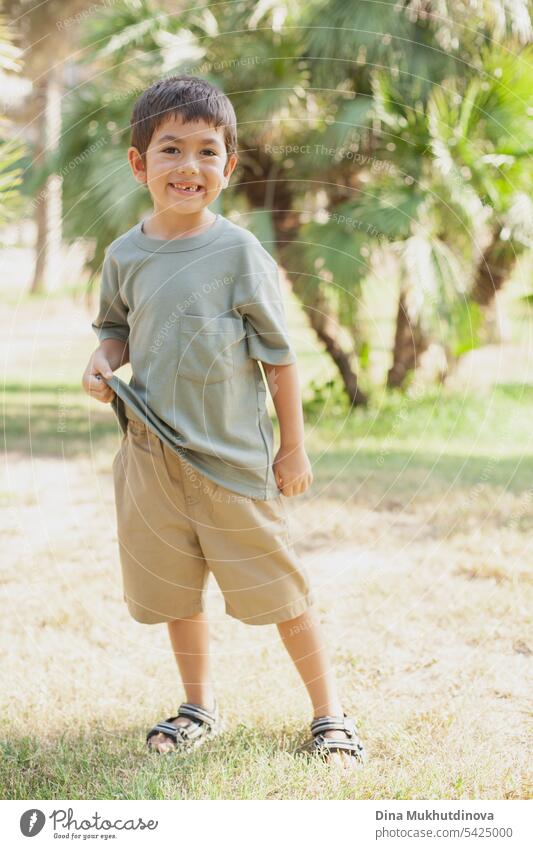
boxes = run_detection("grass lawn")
[1,294,531,799]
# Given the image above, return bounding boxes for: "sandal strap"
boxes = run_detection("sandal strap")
[311,713,359,738]
[150,721,178,740]
[313,735,367,761]
[146,716,205,744]
[146,700,219,745]
[296,711,367,763]
[177,701,218,728]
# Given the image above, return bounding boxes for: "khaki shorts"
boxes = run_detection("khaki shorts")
[111,405,315,626]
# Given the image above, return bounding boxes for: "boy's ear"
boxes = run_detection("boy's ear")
[223,152,238,185]
[128,146,147,185]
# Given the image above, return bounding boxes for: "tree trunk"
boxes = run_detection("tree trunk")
[29,77,47,295]
[387,290,429,389]
[29,68,63,295]
[308,304,367,406]
[292,280,367,407]
[470,232,515,308]
[470,231,517,343]
[239,149,366,406]
[29,182,47,294]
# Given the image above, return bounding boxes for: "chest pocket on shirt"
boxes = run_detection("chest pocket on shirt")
[177,314,246,384]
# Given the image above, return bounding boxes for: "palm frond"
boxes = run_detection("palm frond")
[400,231,472,339]
[0,138,25,224]
[282,218,370,296]
[337,187,425,241]
[427,46,533,209]
[499,191,533,248]
[79,0,169,63]
[477,0,532,43]
[301,0,457,93]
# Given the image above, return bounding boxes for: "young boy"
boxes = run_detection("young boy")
[82,75,366,770]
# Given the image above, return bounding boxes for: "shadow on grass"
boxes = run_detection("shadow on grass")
[0,722,347,800]
[310,447,533,499]
[4,383,122,457]
[5,382,533,499]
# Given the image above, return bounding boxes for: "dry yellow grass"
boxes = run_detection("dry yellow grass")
[1,296,532,799]
[2,447,531,799]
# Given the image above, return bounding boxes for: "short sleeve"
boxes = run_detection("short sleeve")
[91,249,130,343]
[240,257,297,366]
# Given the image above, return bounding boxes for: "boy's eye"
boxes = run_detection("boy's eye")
[161,147,217,156]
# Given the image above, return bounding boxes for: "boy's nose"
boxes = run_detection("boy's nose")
[176,159,201,174]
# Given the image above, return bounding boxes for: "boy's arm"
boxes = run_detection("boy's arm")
[237,248,312,496]
[99,337,130,370]
[90,247,130,350]
[262,361,313,497]
[262,362,304,448]
[83,248,130,404]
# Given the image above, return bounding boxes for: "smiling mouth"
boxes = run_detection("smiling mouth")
[168,182,204,193]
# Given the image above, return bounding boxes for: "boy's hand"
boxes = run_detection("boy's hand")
[273,445,313,497]
[81,351,116,404]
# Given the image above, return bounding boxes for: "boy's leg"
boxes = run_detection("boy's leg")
[148,612,216,753]
[277,608,360,770]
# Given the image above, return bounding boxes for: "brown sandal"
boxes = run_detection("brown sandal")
[296,712,367,764]
[146,700,222,752]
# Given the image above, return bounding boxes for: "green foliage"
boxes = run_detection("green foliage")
[21,0,533,392]
[56,80,150,271]
[302,376,353,421]
[0,139,25,225]
[301,0,457,95]
[447,299,485,357]
[0,15,26,223]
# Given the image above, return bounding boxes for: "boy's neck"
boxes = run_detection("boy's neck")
[142,209,218,240]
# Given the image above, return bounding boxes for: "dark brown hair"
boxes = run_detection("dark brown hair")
[130,75,238,169]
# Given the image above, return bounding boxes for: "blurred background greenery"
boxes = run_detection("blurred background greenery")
[2,0,532,421]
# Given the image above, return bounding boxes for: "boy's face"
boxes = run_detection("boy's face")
[128,113,238,216]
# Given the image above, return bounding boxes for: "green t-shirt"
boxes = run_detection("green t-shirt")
[91,213,297,500]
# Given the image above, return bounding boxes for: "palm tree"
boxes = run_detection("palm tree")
[288,0,533,389]
[53,0,533,399]
[0,16,26,226]
[5,0,102,292]
[380,42,533,381]
[58,0,217,274]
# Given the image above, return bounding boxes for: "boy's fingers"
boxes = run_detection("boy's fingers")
[90,360,114,379]
[88,373,111,390]
[96,380,115,397]
[95,389,116,404]
[84,374,115,402]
